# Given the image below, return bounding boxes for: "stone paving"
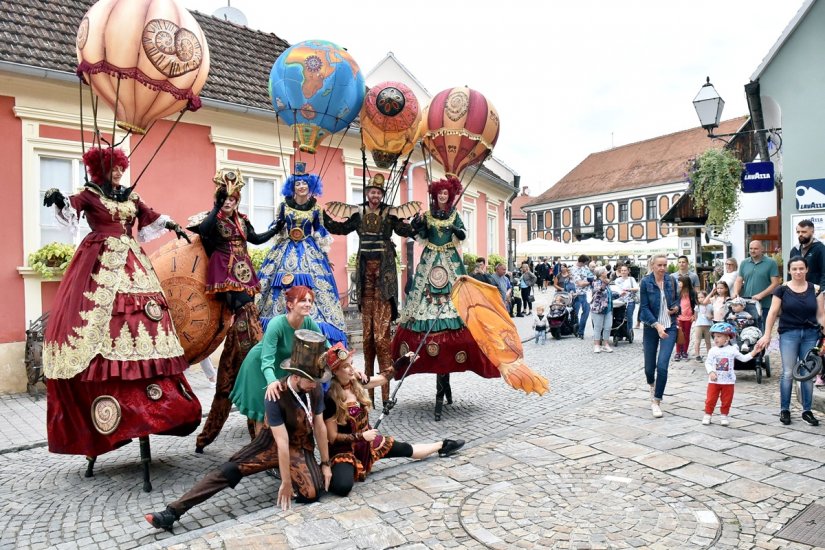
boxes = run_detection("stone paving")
[1,309,825,549]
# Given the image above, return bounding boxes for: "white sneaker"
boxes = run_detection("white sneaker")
[602,345,614,353]
[594,345,602,353]
[651,402,663,418]
[702,414,711,425]
[720,415,729,426]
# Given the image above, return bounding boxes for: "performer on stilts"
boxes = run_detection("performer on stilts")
[42,146,201,481]
[323,173,418,404]
[391,176,499,421]
[189,169,278,454]
[256,162,348,346]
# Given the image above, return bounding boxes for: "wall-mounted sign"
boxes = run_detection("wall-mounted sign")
[791,213,825,240]
[796,178,825,211]
[741,161,774,193]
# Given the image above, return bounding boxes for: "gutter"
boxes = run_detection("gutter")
[744,81,770,162]
[507,174,521,270]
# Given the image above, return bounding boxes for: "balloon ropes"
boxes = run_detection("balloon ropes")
[268,39,365,179]
[75,0,210,186]
[419,87,500,209]
[359,81,421,205]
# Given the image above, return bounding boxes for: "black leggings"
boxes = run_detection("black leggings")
[328,440,413,497]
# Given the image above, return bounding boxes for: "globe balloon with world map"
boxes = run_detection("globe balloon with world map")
[269,39,365,153]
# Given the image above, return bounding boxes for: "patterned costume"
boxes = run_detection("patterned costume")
[145,330,332,532]
[190,169,277,452]
[256,170,347,346]
[391,177,498,420]
[323,174,417,402]
[43,147,200,457]
[325,395,394,481]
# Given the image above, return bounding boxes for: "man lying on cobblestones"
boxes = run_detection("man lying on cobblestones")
[144,331,332,531]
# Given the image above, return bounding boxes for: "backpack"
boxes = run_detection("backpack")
[591,283,609,313]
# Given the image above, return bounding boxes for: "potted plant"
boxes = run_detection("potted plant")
[28,242,76,279]
[689,148,743,233]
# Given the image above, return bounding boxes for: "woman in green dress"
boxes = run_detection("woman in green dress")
[390,177,498,421]
[231,286,327,435]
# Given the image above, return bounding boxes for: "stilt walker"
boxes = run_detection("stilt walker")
[189,169,278,453]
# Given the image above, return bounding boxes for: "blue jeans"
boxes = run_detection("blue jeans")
[535,330,547,345]
[591,310,613,342]
[625,302,636,327]
[779,328,818,412]
[643,325,677,401]
[573,294,590,336]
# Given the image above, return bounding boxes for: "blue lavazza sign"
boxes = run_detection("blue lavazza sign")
[797,178,825,211]
[741,161,774,193]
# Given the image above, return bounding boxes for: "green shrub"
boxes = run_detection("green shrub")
[249,247,268,272]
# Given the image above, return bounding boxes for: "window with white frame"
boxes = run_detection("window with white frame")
[39,156,90,247]
[238,174,280,245]
[488,214,497,255]
[462,207,476,254]
[347,184,363,260]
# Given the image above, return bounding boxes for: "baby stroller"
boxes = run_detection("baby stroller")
[727,298,772,384]
[548,291,577,340]
[610,294,634,345]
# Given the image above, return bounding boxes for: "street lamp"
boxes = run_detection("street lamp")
[693,77,725,134]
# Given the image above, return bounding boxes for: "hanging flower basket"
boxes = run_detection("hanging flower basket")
[690,148,743,233]
[28,242,76,279]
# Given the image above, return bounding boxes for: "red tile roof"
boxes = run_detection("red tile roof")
[510,190,533,219]
[526,117,748,207]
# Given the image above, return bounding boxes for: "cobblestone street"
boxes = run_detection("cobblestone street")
[2,313,825,549]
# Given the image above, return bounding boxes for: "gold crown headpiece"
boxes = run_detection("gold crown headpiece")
[213,168,246,197]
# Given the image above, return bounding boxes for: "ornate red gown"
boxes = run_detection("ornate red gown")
[43,188,201,457]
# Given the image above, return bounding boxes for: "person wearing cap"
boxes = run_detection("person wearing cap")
[323,173,418,404]
[702,322,753,426]
[144,330,333,531]
[189,169,279,454]
[257,162,348,346]
[322,343,465,496]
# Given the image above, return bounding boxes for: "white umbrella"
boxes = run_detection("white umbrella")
[518,238,572,256]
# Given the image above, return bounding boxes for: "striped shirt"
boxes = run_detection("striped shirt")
[657,287,671,329]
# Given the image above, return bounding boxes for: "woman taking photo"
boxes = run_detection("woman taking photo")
[231,286,327,436]
[674,275,698,361]
[639,254,680,418]
[323,344,464,496]
[754,256,823,426]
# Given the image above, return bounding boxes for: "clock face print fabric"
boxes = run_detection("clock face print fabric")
[43,188,201,457]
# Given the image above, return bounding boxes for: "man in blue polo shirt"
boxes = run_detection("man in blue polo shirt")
[733,240,780,330]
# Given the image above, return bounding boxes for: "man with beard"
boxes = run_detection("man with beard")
[789,219,825,287]
[323,174,418,404]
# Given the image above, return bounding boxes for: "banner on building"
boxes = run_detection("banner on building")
[796,178,825,210]
[741,162,774,193]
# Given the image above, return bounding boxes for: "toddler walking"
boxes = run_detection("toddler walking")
[533,305,548,345]
[703,322,753,426]
[693,291,712,362]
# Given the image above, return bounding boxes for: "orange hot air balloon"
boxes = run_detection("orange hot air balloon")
[420,87,500,178]
[76,0,210,135]
[451,276,549,396]
[360,81,421,168]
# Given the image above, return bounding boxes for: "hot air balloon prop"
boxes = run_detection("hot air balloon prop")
[76,0,210,136]
[451,276,549,396]
[420,87,500,202]
[268,39,365,156]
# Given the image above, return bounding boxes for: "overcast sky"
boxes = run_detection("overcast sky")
[182,0,804,196]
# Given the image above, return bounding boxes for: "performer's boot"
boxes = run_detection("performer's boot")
[381,382,390,404]
[443,373,452,405]
[435,374,446,421]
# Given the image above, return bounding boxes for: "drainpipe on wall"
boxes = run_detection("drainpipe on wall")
[507,175,521,271]
[404,159,427,304]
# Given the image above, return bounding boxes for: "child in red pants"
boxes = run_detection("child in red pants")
[703,322,753,426]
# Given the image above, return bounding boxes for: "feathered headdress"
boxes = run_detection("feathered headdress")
[281,161,323,198]
[428,176,462,210]
[82,147,129,186]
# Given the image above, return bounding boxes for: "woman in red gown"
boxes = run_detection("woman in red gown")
[42,146,201,462]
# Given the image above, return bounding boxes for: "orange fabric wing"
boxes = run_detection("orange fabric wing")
[451,276,549,396]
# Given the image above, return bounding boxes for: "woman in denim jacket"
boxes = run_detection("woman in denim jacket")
[639,254,680,418]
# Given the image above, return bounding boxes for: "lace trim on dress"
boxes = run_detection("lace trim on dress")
[137,214,172,243]
[55,203,79,237]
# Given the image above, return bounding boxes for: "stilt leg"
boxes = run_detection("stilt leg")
[435,374,446,421]
[443,373,452,405]
[140,436,152,493]
[84,455,96,478]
